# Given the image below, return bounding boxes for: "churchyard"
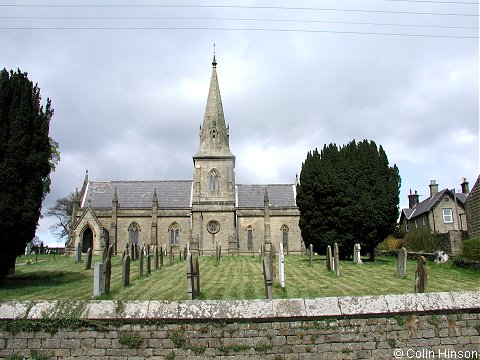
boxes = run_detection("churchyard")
[1,250,478,301]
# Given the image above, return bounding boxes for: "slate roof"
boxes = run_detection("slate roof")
[402,189,467,220]
[236,184,297,208]
[82,181,193,209]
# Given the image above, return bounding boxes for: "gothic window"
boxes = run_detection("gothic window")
[128,222,140,244]
[246,226,253,250]
[281,225,289,250]
[169,222,180,246]
[209,169,220,192]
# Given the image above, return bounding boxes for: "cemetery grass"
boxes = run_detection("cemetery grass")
[0,254,478,301]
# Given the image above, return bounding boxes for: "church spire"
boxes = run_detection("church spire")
[194,51,233,158]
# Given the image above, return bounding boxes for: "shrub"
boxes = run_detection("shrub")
[119,333,143,349]
[377,236,404,251]
[461,237,480,261]
[405,228,438,253]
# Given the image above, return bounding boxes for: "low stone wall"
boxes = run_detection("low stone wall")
[1,292,479,359]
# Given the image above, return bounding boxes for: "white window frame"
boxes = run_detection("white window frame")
[442,208,453,223]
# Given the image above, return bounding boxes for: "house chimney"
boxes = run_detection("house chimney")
[429,180,438,197]
[408,189,420,208]
[461,177,469,195]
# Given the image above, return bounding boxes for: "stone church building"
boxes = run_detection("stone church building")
[67,56,303,256]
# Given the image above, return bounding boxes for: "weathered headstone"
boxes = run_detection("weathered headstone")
[353,243,363,265]
[139,248,144,276]
[104,257,112,294]
[85,248,93,270]
[183,246,187,261]
[75,242,82,262]
[278,242,285,288]
[93,262,104,297]
[169,246,173,265]
[122,255,130,287]
[107,244,114,259]
[414,256,427,293]
[326,245,332,272]
[102,246,108,262]
[333,243,340,276]
[147,252,151,274]
[192,255,200,295]
[160,246,164,268]
[186,253,195,300]
[397,247,407,277]
[154,246,159,270]
[269,248,276,281]
[219,243,222,261]
[179,250,182,262]
[309,244,313,266]
[130,243,134,261]
[215,243,219,265]
[262,258,273,300]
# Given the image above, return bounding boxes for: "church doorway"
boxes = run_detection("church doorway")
[82,228,93,253]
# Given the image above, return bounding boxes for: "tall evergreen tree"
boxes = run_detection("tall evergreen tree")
[296,140,400,260]
[0,69,55,279]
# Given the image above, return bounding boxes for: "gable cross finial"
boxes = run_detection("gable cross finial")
[212,43,217,67]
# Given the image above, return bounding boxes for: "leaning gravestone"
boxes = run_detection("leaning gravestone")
[333,243,340,276]
[414,256,427,293]
[326,245,332,272]
[278,242,285,288]
[353,243,363,265]
[309,244,313,266]
[397,247,407,277]
[147,252,152,274]
[193,255,200,294]
[154,246,159,270]
[139,248,144,277]
[262,258,273,300]
[104,257,112,295]
[122,255,131,287]
[183,246,187,261]
[186,253,195,300]
[102,246,108,262]
[76,242,82,262]
[85,248,93,270]
[269,248,276,281]
[93,262,104,297]
[160,246,164,268]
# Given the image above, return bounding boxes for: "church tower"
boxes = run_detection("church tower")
[191,53,236,254]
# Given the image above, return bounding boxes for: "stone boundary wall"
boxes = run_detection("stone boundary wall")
[1,292,479,359]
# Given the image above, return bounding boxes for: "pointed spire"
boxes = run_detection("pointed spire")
[152,188,158,204]
[112,187,118,203]
[264,186,269,206]
[212,43,217,67]
[74,188,80,203]
[194,52,234,158]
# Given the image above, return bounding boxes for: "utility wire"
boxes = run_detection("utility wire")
[0,26,477,38]
[1,16,476,30]
[0,4,477,17]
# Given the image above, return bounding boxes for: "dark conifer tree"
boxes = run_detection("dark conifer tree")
[0,69,55,279]
[296,140,400,260]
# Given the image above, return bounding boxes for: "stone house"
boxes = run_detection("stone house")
[465,175,480,238]
[66,56,303,256]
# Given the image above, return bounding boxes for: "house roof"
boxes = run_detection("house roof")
[81,181,193,209]
[236,184,297,208]
[401,188,467,220]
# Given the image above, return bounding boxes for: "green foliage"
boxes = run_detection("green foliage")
[0,69,56,280]
[169,326,186,348]
[166,351,176,360]
[377,236,405,251]
[405,228,438,252]
[296,140,401,258]
[118,333,143,349]
[461,237,480,261]
[6,355,23,360]
[30,349,50,360]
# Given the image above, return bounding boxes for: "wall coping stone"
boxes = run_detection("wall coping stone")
[0,291,478,322]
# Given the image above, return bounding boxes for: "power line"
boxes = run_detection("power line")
[1,16,476,30]
[0,4,477,17]
[382,0,477,4]
[0,26,477,38]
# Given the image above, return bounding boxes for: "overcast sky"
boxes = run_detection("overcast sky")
[1,0,478,246]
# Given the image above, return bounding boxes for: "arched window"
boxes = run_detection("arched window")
[209,169,219,192]
[128,222,140,244]
[246,225,253,250]
[281,225,289,250]
[169,222,180,246]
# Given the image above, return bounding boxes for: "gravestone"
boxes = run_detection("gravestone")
[353,244,362,265]
[179,250,182,262]
[397,247,407,277]
[414,256,427,293]
[85,248,93,270]
[219,243,222,261]
[269,248,276,281]
[183,246,187,261]
[104,257,112,294]
[107,244,114,259]
[75,242,81,262]
[169,246,173,265]
[309,244,313,266]
[160,246,164,268]
[262,258,273,300]
[326,245,332,272]
[93,262,104,297]
[186,253,195,300]
[154,246,159,270]
[130,243,134,261]
[122,255,131,287]
[278,242,285,288]
[333,243,340,276]
[147,252,151,274]
[193,255,200,295]
[102,246,108,262]
[139,248,144,277]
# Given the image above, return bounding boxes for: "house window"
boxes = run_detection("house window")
[281,225,289,250]
[169,222,180,245]
[414,219,418,229]
[128,223,140,244]
[247,226,253,250]
[422,217,426,226]
[405,221,409,232]
[443,209,453,223]
[209,169,219,192]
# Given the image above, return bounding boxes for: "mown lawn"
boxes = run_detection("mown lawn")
[0,253,478,301]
